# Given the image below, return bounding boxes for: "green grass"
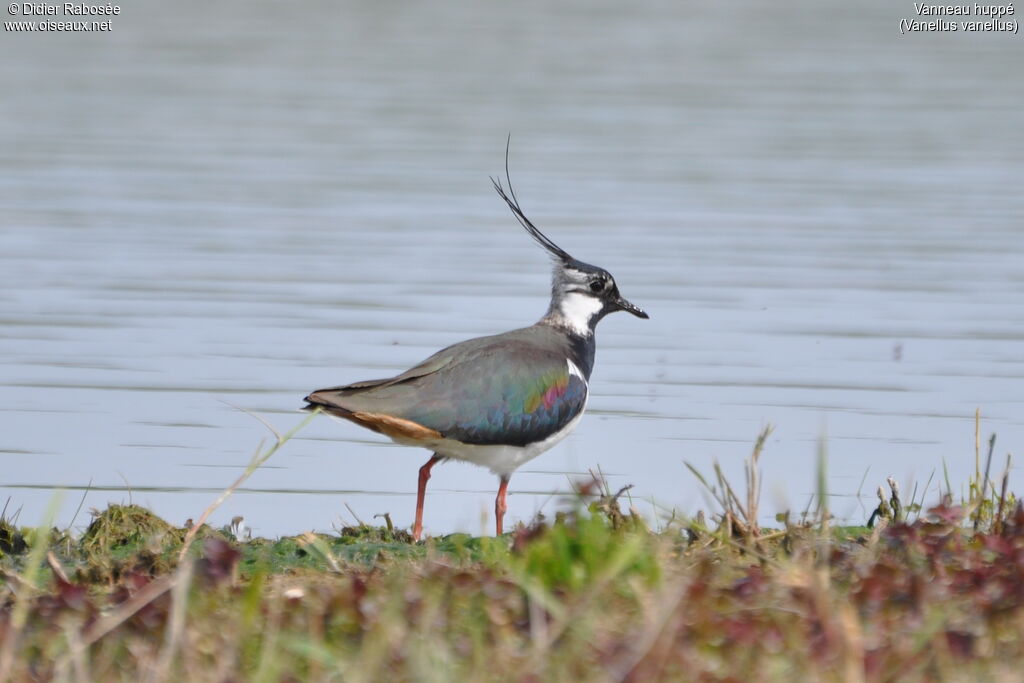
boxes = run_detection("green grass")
[0,418,1019,681]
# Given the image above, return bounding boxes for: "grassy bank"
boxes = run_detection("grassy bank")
[0,423,1020,681]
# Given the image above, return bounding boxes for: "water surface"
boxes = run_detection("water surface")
[2,0,1022,536]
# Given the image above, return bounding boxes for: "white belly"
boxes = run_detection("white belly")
[419,407,587,476]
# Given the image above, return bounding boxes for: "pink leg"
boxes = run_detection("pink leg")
[413,454,443,541]
[495,475,510,536]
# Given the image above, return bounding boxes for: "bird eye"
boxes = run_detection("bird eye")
[589,279,605,293]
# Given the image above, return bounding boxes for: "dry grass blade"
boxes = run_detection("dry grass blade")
[975,407,981,485]
[688,426,773,542]
[973,433,998,531]
[83,574,177,650]
[219,400,283,442]
[344,503,367,527]
[606,574,692,680]
[146,559,195,683]
[0,496,60,681]
[887,476,902,522]
[744,424,772,537]
[178,410,319,561]
[816,432,830,537]
[54,410,318,677]
[46,551,69,584]
[299,532,342,574]
[713,462,745,522]
[995,454,1012,535]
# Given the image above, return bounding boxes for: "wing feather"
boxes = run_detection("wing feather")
[307,333,588,447]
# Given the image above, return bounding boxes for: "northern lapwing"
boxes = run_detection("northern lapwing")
[304,164,648,540]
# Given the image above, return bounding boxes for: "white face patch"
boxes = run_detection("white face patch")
[556,291,603,335]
